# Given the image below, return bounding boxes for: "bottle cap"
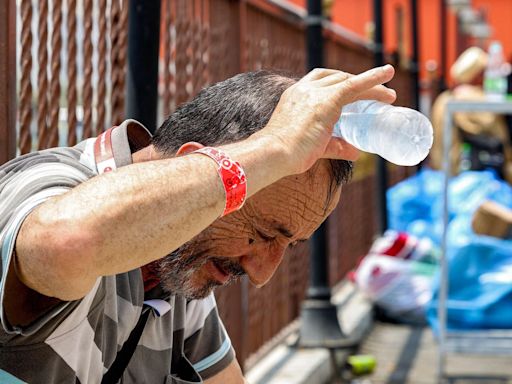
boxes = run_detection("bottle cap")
[346,355,376,375]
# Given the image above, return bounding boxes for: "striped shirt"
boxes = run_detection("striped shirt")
[0,120,234,383]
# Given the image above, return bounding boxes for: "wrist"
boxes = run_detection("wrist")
[223,134,292,194]
[193,147,247,216]
[255,132,294,175]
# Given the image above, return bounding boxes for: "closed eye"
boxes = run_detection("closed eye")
[256,229,275,241]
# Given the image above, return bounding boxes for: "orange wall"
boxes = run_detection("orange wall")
[330,0,459,83]
[474,0,512,60]
[330,0,372,38]
[286,0,512,84]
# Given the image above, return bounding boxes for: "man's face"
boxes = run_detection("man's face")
[158,161,341,299]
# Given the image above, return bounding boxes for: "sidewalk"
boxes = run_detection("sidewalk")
[360,322,512,384]
[246,281,373,384]
[246,282,512,384]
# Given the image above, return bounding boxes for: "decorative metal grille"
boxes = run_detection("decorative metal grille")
[16,0,129,153]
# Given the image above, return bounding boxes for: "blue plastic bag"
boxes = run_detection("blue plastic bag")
[387,169,443,245]
[387,169,512,329]
[442,170,511,220]
[387,169,511,246]
[427,236,512,330]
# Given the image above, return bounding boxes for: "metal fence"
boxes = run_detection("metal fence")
[3,0,415,370]
[16,0,128,154]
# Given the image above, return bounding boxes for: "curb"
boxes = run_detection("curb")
[246,281,373,384]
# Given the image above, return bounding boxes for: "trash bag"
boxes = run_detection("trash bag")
[355,254,437,324]
[387,169,444,238]
[368,229,438,264]
[427,236,512,330]
[387,169,509,246]
[444,169,504,218]
[354,231,439,324]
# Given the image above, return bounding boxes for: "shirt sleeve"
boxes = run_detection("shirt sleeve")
[0,159,91,338]
[183,293,235,379]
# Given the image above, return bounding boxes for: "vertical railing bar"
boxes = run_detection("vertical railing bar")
[125,0,161,131]
[175,1,186,106]
[110,0,119,124]
[170,0,176,113]
[201,0,209,87]
[192,0,201,96]
[109,0,129,124]
[117,0,129,122]
[96,0,107,133]
[163,0,171,117]
[67,0,78,146]
[0,0,16,164]
[104,0,110,130]
[105,0,113,129]
[91,0,98,135]
[37,0,49,149]
[48,0,63,148]
[83,0,94,138]
[185,1,193,100]
[240,1,248,73]
[19,0,33,154]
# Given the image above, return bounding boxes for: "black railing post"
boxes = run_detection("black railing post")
[374,0,389,234]
[126,0,161,133]
[297,0,355,349]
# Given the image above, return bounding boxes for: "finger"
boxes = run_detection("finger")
[322,137,360,161]
[357,86,397,104]
[300,68,344,82]
[313,71,352,86]
[316,72,396,104]
[331,64,395,104]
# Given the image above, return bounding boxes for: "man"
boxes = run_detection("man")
[0,66,396,383]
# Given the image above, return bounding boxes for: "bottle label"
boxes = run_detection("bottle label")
[484,77,507,95]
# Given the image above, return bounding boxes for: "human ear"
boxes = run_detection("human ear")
[175,142,205,156]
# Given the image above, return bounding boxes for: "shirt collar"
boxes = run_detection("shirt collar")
[108,119,152,169]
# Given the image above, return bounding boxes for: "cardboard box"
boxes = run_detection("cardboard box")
[472,200,512,239]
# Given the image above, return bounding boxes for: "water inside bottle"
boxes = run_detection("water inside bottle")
[334,102,434,166]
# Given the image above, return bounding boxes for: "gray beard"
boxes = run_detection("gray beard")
[157,240,245,300]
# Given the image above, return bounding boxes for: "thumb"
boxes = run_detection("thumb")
[322,137,360,161]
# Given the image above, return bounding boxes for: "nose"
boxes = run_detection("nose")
[239,241,287,287]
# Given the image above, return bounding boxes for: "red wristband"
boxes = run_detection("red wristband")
[194,147,247,216]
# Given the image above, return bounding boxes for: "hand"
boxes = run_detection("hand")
[259,65,396,175]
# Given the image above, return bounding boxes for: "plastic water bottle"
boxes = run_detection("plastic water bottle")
[483,41,509,101]
[333,100,433,166]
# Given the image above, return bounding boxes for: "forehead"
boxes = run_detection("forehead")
[239,161,340,238]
